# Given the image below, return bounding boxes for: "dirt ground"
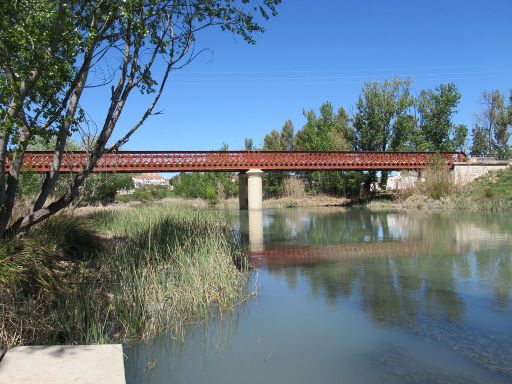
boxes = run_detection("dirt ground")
[73,193,457,214]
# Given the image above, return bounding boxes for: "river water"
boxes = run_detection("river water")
[125,208,512,383]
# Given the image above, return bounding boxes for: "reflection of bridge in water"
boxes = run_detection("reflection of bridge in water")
[239,207,510,268]
[249,241,431,267]
[239,209,434,266]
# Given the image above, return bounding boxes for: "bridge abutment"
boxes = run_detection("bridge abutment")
[238,169,263,210]
[452,160,511,185]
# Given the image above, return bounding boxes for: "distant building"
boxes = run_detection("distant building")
[132,173,169,188]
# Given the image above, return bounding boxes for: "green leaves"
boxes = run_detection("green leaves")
[352,80,468,153]
[417,83,466,151]
[0,0,281,236]
[295,103,351,152]
[0,0,281,147]
[471,90,512,159]
[353,78,414,152]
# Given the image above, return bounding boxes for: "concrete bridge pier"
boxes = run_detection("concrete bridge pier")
[239,209,264,253]
[238,169,263,210]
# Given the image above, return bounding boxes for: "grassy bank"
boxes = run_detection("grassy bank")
[0,204,249,347]
[367,167,512,212]
[454,167,512,211]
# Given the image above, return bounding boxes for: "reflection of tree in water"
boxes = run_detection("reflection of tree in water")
[264,208,395,245]
[474,246,512,308]
[264,209,512,311]
[270,252,464,324]
[264,209,512,376]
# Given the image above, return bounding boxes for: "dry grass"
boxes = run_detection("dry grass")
[283,177,306,198]
[418,166,455,200]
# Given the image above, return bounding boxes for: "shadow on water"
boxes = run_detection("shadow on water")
[125,208,512,384]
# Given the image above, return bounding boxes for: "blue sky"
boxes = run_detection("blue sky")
[82,0,512,151]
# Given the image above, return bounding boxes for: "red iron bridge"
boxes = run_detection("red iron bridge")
[16,150,466,173]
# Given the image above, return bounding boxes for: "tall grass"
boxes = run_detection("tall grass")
[417,155,455,200]
[0,204,250,347]
[283,177,306,198]
[454,167,512,212]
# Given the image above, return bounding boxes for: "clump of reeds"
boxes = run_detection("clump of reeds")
[0,214,101,293]
[0,214,103,347]
[283,177,306,198]
[418,155,455,200]
[0,204,249,347]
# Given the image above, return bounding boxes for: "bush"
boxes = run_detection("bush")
[174,172,237,203]
[418,154,454,200]
[116,185,173,203]
[283,177,305,198]
[81,174,134,205]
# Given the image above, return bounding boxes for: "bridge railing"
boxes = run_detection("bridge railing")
[12,151,466,173]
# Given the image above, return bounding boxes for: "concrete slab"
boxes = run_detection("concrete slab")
[0,344,126,384]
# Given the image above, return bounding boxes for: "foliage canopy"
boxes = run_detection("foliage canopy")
[0,0,280,236]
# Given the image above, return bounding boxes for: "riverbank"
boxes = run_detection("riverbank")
[217,195,350,209]
[367,167,512,212]
[0,204,250,348]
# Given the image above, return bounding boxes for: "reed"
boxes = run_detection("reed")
[0,204,249,346]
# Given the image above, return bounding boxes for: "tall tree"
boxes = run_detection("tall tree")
[416,83,467,151]
[294,102,355,195]
[353,78,415,152]
[280,120,294,150]
[353,78,415,192]
[470,126,487,157]
[262,120,295,197]
[472,90,511,159]
[295,102,351,152]
[0,0,280,237]
[244,138,255,151]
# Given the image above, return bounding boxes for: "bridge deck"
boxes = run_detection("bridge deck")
[13,151,466,173]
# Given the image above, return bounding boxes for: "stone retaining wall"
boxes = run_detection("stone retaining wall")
[453,160,511,185]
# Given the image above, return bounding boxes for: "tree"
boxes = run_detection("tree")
[294,102,355,195]
[280,120,294,150]
[416,83,467,151]
[472,90,511,159]
[262,120,295,197]
[81,174,134,205]
[263,129,283,151]
[174,142,237,204]
[244,138,255,151]
[0,0,280,237]
[470,126,487,157]
[353,79,414,152]
[353,78,415,192]
[295,103,351,152]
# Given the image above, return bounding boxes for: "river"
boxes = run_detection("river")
[125,208,512,383]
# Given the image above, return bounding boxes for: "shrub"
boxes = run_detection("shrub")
[174,172,237,203]
[418,154,454,200]
[81,174,134,205]
[283,177,305,198]
[116,185,173,203]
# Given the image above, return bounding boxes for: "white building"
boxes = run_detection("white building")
[132,173,169,188]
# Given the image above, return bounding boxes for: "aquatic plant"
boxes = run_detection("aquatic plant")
[0,204,249,346]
